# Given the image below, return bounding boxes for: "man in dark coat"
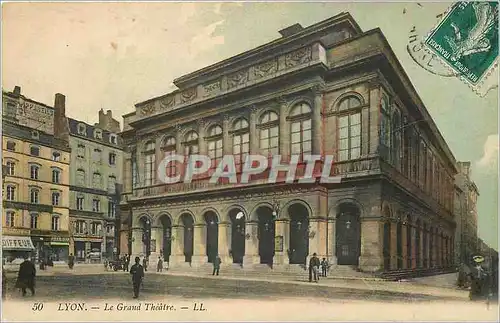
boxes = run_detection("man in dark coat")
[212,255,222,276]
[129,257,144,299]
[309,253,320,283]
[16,257,36,297]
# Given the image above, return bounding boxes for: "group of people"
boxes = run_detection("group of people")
[308,253,330,282]
[458,255,497,301]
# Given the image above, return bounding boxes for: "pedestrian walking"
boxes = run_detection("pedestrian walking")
[469,255,488,300]
[129,257,145,299]
[68,254,75,269]
[15,256,36,297]
[308,253,320,283]
[157,256,163,272]
[142,257,148,272]
[212,255,222,276]
[320,258,329,277]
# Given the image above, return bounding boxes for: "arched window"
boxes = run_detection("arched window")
[6,185,16,201]
[232,118,249,171]
[6,211,15,228]
[30,188,40,204]
[30,164,40,180]
[162,136,177,177]
[5,161,15,176]
[380,95,391,155]
[184,131,199,155]
[207,125,223,169]
[289,102,312,158]
[52,168,61,184]
[337,96,362,161]
[259,111,279,156]
[143,140,156,186]
[391,109,401,167]
[51,191,61,206]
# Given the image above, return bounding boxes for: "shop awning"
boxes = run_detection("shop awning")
[50,242,69,246]
[2,236,35,251]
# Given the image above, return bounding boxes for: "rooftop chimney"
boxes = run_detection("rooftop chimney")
[54,93,69,141]
[278,23,304,38]
[13,86,21,96]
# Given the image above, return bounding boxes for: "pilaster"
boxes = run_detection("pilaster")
[401,223,408,269]
[191,224,206,265]
[359,219,383,272]
[169,225,185,266]
[218,222,231,265]
[390,222,397,270]
[243,221,260,265]
[278,97,290,158]
[311,86,324,155]
[327,218,337,265]
[274,219,289,265]
[249,105,259,155]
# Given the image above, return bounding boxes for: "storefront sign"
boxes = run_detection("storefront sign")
[51,236,70,243]
[2,236,35,250]
[274,236,284,252]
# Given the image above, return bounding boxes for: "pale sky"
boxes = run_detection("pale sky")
[2,2,498,248]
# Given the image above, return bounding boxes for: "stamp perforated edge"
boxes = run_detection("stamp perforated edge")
[421,2,499,97]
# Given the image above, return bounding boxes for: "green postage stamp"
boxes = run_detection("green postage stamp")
[424,1,498,94]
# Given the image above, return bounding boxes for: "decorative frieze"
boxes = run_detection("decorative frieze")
[203,80,221,96]
[284,46,312,68]
[160,95,175,110]
[227,69,249,89]
[253,59,278,79]
[181,88,197,103]
[140,103,156,116]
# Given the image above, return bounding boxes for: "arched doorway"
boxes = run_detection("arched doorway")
[180,214,194,263]
[396,219,403,269]
[204,211,218,263]
[257,206,275,265]
[289,203,309,265]
[159,215,172,262]
[336,203,361,266]
[229,209,245,264]
[139,216,152,257]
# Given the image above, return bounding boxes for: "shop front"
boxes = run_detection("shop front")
[74,241,86,261]
[2,234,35,264]
[50,236,70,262]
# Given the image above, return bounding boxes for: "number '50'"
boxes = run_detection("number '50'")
[32,303,44,311]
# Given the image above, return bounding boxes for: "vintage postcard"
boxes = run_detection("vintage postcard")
[1,1,499,322]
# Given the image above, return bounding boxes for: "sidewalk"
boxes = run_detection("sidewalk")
[9,264,470,300]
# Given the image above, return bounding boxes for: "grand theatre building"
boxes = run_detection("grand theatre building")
[120,13,457,274]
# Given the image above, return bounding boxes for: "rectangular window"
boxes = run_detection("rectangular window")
[6,211,15,227]
[108,201,116,218]
[144,154,156,186]
[92,199,100,212]
[30,214,38,229]
[51,192,60,206]
[30,146,40,156]
[75,221,86,234]
[51,216,60,231]
[77,196,84,210]
[109,153,116,165]
[338,113,361,161]
[52,169,61,184]
[30,165,39,180]
[6,141,16,151]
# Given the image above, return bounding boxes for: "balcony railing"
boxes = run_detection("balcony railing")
[132,156,380,198]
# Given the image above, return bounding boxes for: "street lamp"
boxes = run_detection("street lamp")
[346,220,352,229]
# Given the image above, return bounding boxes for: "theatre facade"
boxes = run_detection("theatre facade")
[120,13,457,274]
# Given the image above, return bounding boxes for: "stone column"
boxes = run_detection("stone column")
[222,115,231,156]
[411,225,417,269]
[359,219,384,272]
[311,86,324,155]
[368,82,380,155]
[169,225,184,267]
[218,222,231,265]
[149,226,162,266]
[308,218,326,260]
[419,227,424,268]
[278,97,290,158]
[131,228,144,260]
[425,229,431,268]
[197,119,207,155]
[390,221,398,270]
[154,135,162,185]
[327,217,337,265]
[191,224,206,266]
[401,223,408,269]
[249,106,259,155]
[243,221,260,265]
[274,219,289,265]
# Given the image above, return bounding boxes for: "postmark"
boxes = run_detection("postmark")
[423,2,498,94]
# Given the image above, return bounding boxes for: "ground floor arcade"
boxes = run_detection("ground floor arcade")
[127,187,455,273]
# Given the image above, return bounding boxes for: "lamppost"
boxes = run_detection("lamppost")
[142,219,151,258]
